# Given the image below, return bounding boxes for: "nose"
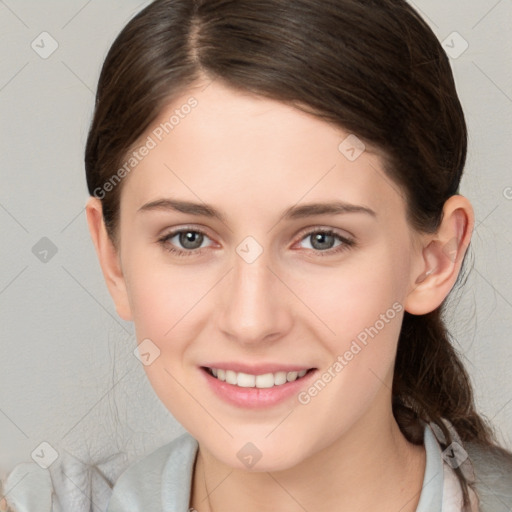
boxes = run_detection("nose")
[216,251,293,347]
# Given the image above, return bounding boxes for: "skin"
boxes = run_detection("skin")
[86,79,474,512]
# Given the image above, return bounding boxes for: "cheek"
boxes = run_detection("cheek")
[292,247,405,350]
[125,250,213,342]
[288,263,404,454]
[289,247,406,410]
[123,256,211,426]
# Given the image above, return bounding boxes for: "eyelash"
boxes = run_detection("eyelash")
[157,227,356,258]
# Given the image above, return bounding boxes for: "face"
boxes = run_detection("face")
[113,80,423,471]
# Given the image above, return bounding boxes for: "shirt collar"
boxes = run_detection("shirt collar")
[415,424,445,512]
[163,424,446,512]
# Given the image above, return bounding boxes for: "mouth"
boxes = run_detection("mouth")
[202,366,314,389]
[200,365,317,408]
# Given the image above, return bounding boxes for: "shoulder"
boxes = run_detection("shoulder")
[107,432,198,512]
[1,462,53,511]
[466,442,512,509]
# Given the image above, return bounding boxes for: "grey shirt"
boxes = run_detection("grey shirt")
[3,424,511,511]
[106,425,459,511]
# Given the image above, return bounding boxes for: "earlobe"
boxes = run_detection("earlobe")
[404,195,474,315]
[85,197,133,322]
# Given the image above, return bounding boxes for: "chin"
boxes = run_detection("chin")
[202,435,312,473]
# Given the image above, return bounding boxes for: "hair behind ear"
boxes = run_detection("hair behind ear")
[393,298,497,507]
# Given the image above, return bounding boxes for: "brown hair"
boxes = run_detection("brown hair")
[85,0,505,506]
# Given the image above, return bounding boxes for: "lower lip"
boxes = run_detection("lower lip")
[201,367,317,409]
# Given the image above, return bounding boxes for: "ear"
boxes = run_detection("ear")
[85,197,133,322]
[403,195,474,315]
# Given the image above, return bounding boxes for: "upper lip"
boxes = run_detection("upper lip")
[201,363,315,375]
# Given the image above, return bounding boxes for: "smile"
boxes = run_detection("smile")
[206,367,311,388]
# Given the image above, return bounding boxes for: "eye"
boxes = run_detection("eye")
[157,226,356,258]
[296,229,355,255]
[158,228,214,257]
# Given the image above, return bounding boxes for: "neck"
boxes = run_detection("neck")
[191,392,426,512]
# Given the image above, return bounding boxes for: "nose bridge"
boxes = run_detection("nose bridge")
[217,248,291,344]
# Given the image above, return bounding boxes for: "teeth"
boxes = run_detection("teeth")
[255,373,274,388]
[237,372,256,387]
[209,368,310,388]
[274,371,287,385]
[287,371,298,382]
[226,370,237,385]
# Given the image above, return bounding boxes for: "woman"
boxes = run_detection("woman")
[3,0,512,510]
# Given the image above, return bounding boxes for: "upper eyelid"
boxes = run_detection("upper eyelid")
[160,224,213,239]
[294,225,354,241]
[293,230,354,251]
[160,226,216,248]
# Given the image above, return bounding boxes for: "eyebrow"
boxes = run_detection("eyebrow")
[137,198,377,221]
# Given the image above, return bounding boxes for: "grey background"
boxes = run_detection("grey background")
[0,0,511,477]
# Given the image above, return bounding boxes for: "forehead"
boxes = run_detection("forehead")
[120,81,405,222]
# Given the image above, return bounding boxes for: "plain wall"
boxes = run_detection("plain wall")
[1,0,511,477]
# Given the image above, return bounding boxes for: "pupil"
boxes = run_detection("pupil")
[313,233,334,250]
[181,231,203,249]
